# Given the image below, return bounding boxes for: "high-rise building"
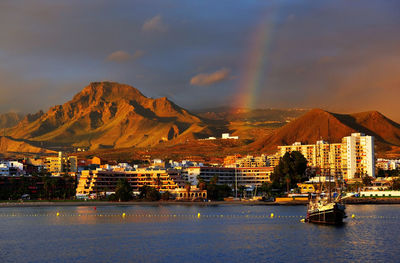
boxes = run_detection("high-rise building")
[277,133,374,180]
[341,133,375,179]
[224,154,269,168]
[278,141,343,177]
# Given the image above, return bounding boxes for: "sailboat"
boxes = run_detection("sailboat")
[306,148,348,225]
[306,192,347,225]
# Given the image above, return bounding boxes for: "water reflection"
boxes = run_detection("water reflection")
[0,205,399,262]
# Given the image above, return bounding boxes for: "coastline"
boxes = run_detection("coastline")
[344,197,400,204]
[0,200,282,207]
[1,197,400,207]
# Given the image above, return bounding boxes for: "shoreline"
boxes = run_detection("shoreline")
[0,200,283,207]
[1,197,400,207]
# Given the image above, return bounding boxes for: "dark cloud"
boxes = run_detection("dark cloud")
[0,0,399,121]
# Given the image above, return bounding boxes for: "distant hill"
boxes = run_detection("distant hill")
[251,108,400,154]
[195,107,308,123]
[195,107,308,141]
[0,136,55,154]
[7,82,211,150]
[0,112,24,129]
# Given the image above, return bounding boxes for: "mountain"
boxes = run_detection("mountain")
[251,108,400,154]
[3,82,400,158]
[7,82,210,150]
[0,112,24,129]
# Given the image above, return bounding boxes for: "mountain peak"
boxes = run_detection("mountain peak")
[73,81,146,103]
[352,110,385,119]
[307,108,331,115]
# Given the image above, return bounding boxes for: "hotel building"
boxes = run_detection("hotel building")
[76,168,185,197]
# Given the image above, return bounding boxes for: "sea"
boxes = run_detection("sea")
[0,204,399,263]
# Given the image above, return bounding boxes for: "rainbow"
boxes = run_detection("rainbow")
[233,6,281,110]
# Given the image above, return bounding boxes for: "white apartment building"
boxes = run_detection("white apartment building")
[278,133,375,180]
[342,133,374,179]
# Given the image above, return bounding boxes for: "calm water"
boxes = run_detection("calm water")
[0,204,399,263]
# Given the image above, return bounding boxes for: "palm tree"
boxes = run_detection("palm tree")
[185,182,191,200]
[155,174,162,191]
[115,179,133,201]
[210,175,219,185]
[238,185,245,198]
[198,180,206,191]
[197,175,206,190]
[285,174,291,193]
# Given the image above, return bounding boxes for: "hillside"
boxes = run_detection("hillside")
[196,107,308,122]
[0,112,24,129]
[251,109,400,154]
[7,82,211,150]
[77,138,248,163]
[0,136,55,154]
[61,108,400,161]
[196,107,308,141]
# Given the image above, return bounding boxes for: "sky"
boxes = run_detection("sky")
[1,0,400,121]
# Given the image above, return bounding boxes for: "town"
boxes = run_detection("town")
[1,132,399,202]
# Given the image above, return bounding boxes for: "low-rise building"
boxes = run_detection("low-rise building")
[221,133,239,140]
[297,183,316,194]
[184,166,273,188]
[0,161,24,176]
[45,152,77,176]
[359,191,400,197]
[184,166,235,185]
[376,158,400,170]
[173,185,207,200]
[0,163,8,176]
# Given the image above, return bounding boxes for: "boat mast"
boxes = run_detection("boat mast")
[235,166,238,198]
